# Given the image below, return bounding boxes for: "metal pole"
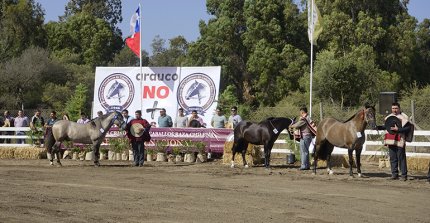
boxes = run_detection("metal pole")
[139,3,143,112]
[309,0,314,118]
[411,99,416,153]
[319,101,323,121]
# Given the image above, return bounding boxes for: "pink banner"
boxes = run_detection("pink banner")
[105,127,233,154]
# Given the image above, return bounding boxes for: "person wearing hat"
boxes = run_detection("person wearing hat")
[383,102,412,181]
[2,110,14,144]
[228,106,242,129]
[126,110,151,167]
[211,108,227,128]
[158,108,173,127]
[174,108,188,128]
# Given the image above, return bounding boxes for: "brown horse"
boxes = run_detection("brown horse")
[313,106,377,177]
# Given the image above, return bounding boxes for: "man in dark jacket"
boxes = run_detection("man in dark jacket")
[126,110,151,167]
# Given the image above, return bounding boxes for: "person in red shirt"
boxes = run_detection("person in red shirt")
[126,110,151,167]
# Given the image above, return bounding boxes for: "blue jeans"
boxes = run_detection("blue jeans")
[300,135,312,169]
[16,132,26,144]
[132,141,145,166]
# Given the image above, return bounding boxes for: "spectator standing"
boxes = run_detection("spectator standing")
[211,108,227,128]
[2,111,14,143]
[228,106,242,129]
[77,112,90,124]
[14,110,29,144]
[30,109,45,145]
[188,110,205,127]
[126,110,151,167]
[174,108,188,127]
[158,108,173,127]
[122,109,134,124]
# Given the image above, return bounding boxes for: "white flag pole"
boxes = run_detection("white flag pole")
[139,3,143,112]
[309,0,314,118]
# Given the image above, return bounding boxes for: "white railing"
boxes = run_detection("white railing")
[0,127,41,147]
[1,127,429,157]
[272,130,430,157]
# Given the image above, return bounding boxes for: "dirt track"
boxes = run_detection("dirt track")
[0,159,429,223]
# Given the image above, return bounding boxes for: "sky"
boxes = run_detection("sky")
[35,0,429,54]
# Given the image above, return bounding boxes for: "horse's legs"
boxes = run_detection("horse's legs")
[326,143,334,175]
[55,146,62,166]
[348,149,354,177]
[231,140,240,168]
[93,143,101,167]
[51,142,61,166]
[264,142,274,169]
[241,142,249,168]
[356,147,363,177]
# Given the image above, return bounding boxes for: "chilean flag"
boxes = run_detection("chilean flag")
[125,7,140,57]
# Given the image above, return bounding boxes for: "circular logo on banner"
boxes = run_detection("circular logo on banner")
[177,73,216,114]
[98,73,134,112]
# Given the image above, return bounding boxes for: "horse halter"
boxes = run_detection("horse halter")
[111,112,125,127]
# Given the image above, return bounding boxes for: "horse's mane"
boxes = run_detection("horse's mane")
[343,112,358,123]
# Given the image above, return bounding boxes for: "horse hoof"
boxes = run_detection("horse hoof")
[49,162,54,166]
[230,164,235,168]
[357,173,362,178]
[244,164,249,168]
[94,163,100,167]
[328,170,334,175]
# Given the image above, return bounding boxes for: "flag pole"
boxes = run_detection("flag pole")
[139,3,143,112]
[309,0,314,118]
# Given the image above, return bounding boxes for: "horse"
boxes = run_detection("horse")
[313,106,377,177]
[231,117,294,168]
[45,111,124,167]
[185,80,206,104]
[106,81,126,103]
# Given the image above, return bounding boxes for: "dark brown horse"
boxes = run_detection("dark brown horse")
[231,117,294,168]
[313,106,377,177]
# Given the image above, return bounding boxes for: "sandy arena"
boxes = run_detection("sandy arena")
[0,159,429,223]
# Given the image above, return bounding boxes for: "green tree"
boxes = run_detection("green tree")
[45,12,122,67]
[0,47,68,109]
[110,47,149,67]
[149,35,188,66]
[62,0,122,28]
[0,0,46,60]
[65,83,89,121]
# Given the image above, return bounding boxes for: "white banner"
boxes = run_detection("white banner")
[93,66,221,127]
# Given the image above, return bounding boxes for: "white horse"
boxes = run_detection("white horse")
[45,111,124,166]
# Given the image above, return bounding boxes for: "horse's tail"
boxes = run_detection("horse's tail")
[44,128,56,153]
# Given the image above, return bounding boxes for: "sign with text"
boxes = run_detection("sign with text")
[105,127,233,154]
[93,66,221,126]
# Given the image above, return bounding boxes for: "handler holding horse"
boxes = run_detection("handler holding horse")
[313,105,377,177]
[45,111,124,166]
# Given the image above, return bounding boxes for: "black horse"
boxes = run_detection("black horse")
[231,117,295,168]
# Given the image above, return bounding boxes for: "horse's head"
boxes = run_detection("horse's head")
[110,111,125,128]
[364,105,377,130]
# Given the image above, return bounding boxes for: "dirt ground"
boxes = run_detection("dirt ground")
[0,159,429,223]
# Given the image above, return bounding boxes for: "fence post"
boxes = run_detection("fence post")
[411,100,416,153]
[319,102,323,121]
